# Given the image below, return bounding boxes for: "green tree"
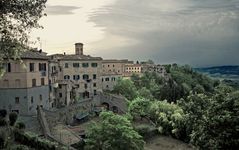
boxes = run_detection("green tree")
[85,111,144,150]
[0,0,47,61]
[149,100,185,139]
[138,87,154,99]
[9,112,18,126]
[128,97,152,119]
[113,79,137,100]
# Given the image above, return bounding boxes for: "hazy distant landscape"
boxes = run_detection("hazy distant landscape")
[195,66,239,80]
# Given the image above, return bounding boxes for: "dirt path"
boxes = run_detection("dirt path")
[145,135,195,150]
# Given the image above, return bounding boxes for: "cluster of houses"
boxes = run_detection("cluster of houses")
[0,43,167,116]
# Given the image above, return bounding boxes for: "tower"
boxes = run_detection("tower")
[75,43,83,55]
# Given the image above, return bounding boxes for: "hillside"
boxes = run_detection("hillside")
[195,66,239,80]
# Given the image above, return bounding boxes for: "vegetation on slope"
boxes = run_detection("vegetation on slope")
[109,64,239,149]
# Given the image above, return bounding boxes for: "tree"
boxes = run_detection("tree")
[0,0,47,61]
[9,112,18,126]
[148,100,185,139]
[128,97,152,119]
[85,111,144,150]
[138,87,154,99]
[112,79,137,100]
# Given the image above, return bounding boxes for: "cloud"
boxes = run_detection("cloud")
[88,0,239,67]
[45,5,80,15]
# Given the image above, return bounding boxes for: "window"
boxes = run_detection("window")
[15,97,20,104]
[112,77,115,81]
[59,93,62,98]
[84,84,87,89]
[113,64,115,67]
[39,63,46,71]
[93,83,97,87]
[91,63,98,67]
[39,95,42,101]
[59,85,62,89]
[73,75,80,80]
[7,63,11,72]
[64,75,70,80]
[65,63,69,68]
[108,65,110,67]
[102,78,104,82]
[94,90,97,95]
[30,63,34,72]
[73,63,79,68]
[82,63,89,68]
[83,74,89,80]
[31,97,34,104]
[41,78,45,85]
[32,79,36,87]
[105,78,109,81]
[93,74,97,80]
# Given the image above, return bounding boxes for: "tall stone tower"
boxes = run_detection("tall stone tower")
[75,43,83,55]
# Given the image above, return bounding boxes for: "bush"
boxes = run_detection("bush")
[14,130,66,150]
[0,109,7,118]
[15,122,26,130]
[149,100,186,139]
[9,112,18,126]
[11,145,29,150]
[0,118,7,127]
[0,130,6,149]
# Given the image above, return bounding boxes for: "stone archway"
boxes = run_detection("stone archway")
[101,102,110,110]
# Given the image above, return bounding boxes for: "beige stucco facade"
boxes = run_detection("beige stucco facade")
[0,50,51,115]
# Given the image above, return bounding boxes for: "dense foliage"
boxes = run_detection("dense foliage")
[112,78,138,100]
[85,111,144,150]
[113,64,239,149]
[0,0,47,61]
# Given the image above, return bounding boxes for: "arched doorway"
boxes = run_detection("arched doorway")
[101,102,110,110]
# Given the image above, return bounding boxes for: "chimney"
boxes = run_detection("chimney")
[75,43,83,55]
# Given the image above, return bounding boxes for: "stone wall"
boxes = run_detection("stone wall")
[43,98,94,129]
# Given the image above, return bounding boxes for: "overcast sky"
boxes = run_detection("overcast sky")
[30,0,239,67]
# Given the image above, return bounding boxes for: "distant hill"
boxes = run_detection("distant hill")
[195,66,239,80]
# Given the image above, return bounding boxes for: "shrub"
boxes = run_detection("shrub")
[11,145,29,150]
[9,112,18,126]
[149,100,186,139]
[0,130,6,149]
[14,130,66,150]
[15,122,26,130]
[0,118,7,127]
[0,109,7,118]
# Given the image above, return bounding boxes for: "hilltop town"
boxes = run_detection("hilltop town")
[0,42,167,116]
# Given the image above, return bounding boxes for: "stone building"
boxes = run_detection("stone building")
[142,64,167,77]
[124,63,143,77]
[0,50,51,115]
[49,43,103,107]
[101,59,133,91]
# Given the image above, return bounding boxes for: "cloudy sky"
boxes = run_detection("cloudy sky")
[31,0,239,67]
